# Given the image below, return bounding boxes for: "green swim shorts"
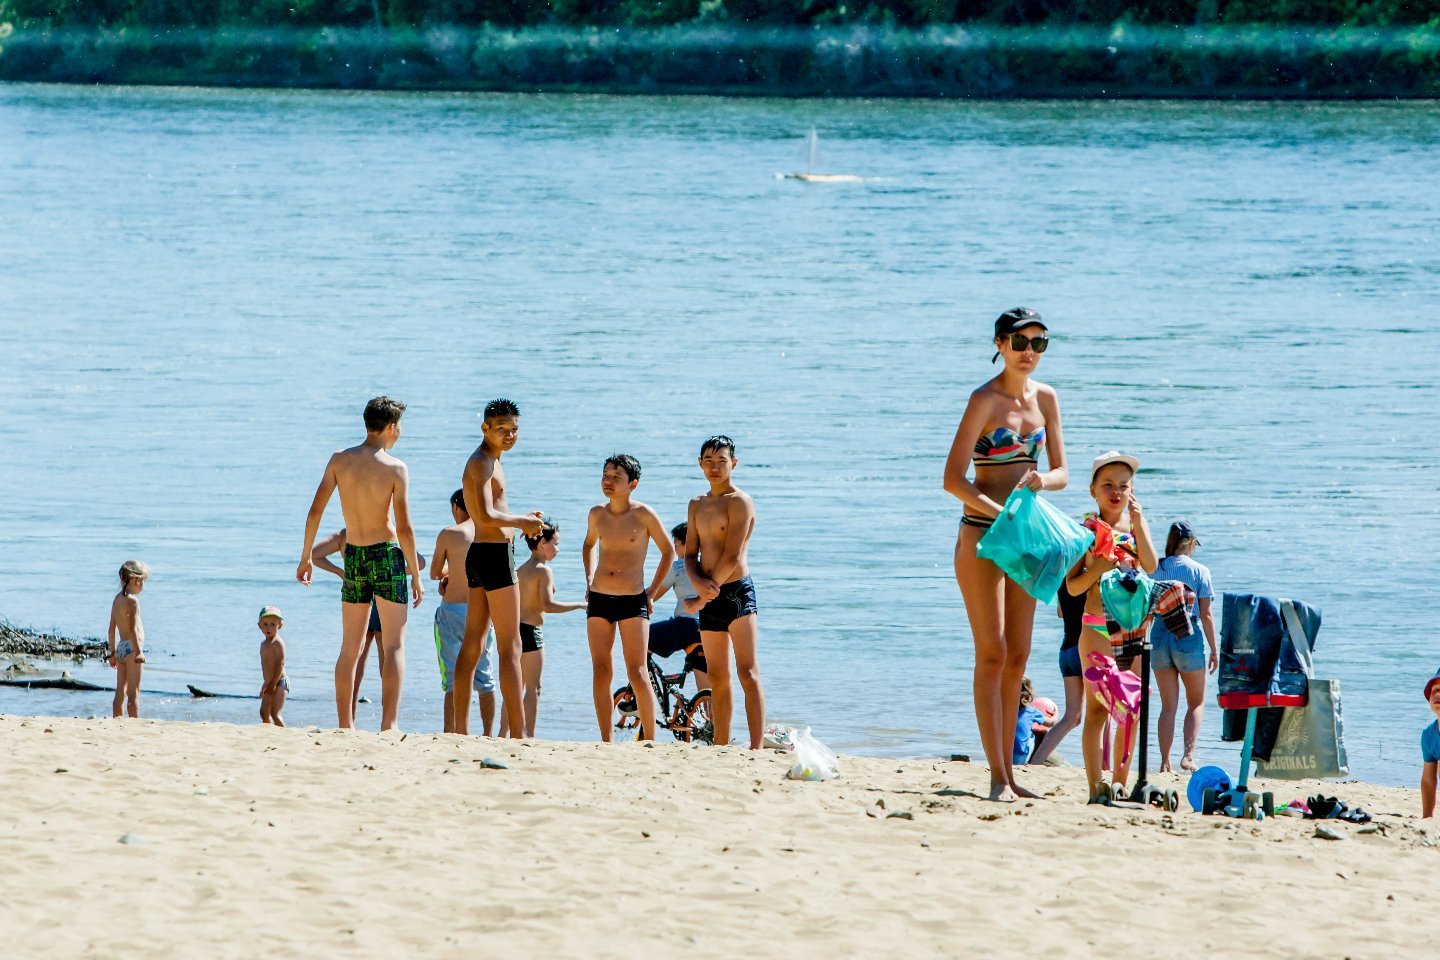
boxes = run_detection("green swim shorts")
[341,541,409,606]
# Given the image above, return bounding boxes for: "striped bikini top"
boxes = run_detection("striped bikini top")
[973,425,1045,467]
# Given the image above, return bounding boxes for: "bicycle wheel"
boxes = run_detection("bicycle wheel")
[684,689,714,746]
[612,684,639,731]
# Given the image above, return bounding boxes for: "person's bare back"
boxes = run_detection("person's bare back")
[329,444,407,546]
[432,518,476,604]
[296,396,422,732]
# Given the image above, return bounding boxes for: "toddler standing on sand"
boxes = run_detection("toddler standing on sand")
[258,606,288,727]
[107,560,149,718]
[1420,670,1440,818]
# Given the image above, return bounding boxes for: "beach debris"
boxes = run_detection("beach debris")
[763,723,797,751]
[886,810,915,821]
[118,833,145,845]
[1314,826,1346,841]
[194,787,209,796]
[3,659,41,677]
[479,757,509,770]
[949,753,970,763]
[54,768,67,773]
[0,620,107,660]
[1357,824,1385,836]
[785,728,839,781]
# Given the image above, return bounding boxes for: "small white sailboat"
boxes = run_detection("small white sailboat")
[780,127,863,183]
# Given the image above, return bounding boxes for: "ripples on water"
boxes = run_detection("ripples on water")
[1,86,1437,784]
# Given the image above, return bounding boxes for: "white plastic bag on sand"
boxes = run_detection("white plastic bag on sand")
[763,723,798,751]
[786,727,839,781]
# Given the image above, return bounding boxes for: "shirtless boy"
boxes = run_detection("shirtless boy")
[583,454,674,742]
[108,560,149,718]
[509,518,584,738]
[685,435,766,749]
[431,489,498,734]
[257,605,288,727]
[310,528,424,722]
[455,399,546,738]
[296,396,424,731]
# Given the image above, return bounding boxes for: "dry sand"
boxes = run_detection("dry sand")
[2,715,1435,959]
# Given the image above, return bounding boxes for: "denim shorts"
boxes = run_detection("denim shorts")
[1151,630,1206,673]
[1059,645,1083,679]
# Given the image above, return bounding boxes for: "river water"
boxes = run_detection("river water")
[2,84,1437,785]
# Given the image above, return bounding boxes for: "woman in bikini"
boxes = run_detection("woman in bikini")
[944,308,1069,802]
[1064,452,1158,803]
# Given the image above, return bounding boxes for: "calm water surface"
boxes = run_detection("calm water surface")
[2,85,1437,785]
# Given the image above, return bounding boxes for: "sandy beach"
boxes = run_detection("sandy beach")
[2,716,1435,958]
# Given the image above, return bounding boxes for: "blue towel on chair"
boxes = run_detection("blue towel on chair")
[1219,594,1322,759]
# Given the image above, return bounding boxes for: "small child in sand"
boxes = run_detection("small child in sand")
[258,606,289,727]
[1013,677,1055,764]
[505,518,585,738]
[108,560,149,718]
[1421,670,1440,818]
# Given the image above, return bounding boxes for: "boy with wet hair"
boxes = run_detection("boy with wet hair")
[455,398,547,737]
[431,488,498,734]
[297,395,424,732]
[686,435,766,749]
[507,518,585,738]
[583,454,675,741]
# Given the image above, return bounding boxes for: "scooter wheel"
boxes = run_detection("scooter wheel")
[1201,788,1218,816]
[1261,792,1275,818]
[1242,794,1259,820]
[1164,789,1180,812]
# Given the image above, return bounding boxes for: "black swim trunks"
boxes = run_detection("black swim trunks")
[466,539,517,591]
[698,576,757,633]
[341,542,409,606]
[648,617,707,674]
[586,591,650,624]
[521,622,544,653]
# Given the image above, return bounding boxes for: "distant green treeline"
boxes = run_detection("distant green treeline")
[3,0,1438,30]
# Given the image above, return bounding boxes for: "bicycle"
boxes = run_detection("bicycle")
[613,652,713,744]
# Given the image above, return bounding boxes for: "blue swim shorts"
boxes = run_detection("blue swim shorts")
[434,602,496,695]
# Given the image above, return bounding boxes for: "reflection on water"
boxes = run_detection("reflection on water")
[1,85,1438,784]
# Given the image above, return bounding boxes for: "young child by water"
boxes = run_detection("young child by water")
[257,606,288,727]
[1064,452,1158,804]
[107,560,149,718]
[583,455,674,742]
[1421,670,1440,818]
[686,435,766,749]
[506,519,585,738]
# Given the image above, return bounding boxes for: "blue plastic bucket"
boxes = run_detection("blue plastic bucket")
[1187,765,1233,812]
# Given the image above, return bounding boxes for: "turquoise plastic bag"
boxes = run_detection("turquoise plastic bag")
[976,488,1093,605]
[1100,569,1155,631]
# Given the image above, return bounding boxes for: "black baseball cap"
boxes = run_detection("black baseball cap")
[992,308,1047,362]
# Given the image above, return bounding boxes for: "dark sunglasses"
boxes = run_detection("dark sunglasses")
[1007,333,1049,353]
